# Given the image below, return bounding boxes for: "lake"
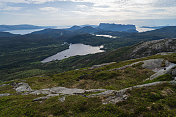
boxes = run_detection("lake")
[41,44,104,63]
[4,29,45,35]
[96,35,117,38]
[136,26,155,32]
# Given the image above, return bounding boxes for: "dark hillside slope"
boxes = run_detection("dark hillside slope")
[0,32,19,37]
[142,26,176,38]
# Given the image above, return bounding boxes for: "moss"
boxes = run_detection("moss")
[0,85,16,94]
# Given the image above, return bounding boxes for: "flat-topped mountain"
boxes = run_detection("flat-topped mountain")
[66,23,138,33]
[97,23,137,32]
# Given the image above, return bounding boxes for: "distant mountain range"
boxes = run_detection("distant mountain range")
[141,26,167,29]
[66,23,138,33]
[0,24,56,31]
[98,23,137,32]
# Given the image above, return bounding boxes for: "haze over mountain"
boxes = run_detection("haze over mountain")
[66,23,138,33]
[0,24,56,31]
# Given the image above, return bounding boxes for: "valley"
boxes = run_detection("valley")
[0,24,176,116]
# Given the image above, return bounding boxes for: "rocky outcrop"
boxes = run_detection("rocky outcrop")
[1,80,175,104]
[109,59,165,72]
[0,93,10,97]
[131,39,176,58]
[171,67,176,76]
[58,96,66,102]
[88,81,168,104]
[1,57,176,105]
[85,89,106,93]
[109,58,176,81]
[109,61,142,71]
[0,84,9,87]
[33,94,60,101]
[150,63,176,80]
[13,82,33,93]
[30,87,85,95]
[89,62,116,70]
[142,59,164,72]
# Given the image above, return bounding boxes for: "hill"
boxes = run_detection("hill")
[0,52,176,116]
[0,32,19,37]
[1,26,176,81]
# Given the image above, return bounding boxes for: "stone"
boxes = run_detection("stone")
[14,82,33,92]
[0,84,8,87]
[89,62,116,70]
[157,52,176,56]
[171,68,176,76]
[130,39,176,58]
[0,93,10,97]
[30,87,85,95]
[150,63,176,80]
[133,81,166,88]
[88,90,115,97]
[50,87,85,95]
[142,59,164,72]
[59,96,65,102]
[33,94,60,101]
[85,89,106,93]
[47,94,60,97]
[33,97,48,101]
[109,61,141,71]
[30,89,51,95]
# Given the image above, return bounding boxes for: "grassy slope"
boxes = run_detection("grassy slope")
[1,83,176,117]
[0,53,176,116]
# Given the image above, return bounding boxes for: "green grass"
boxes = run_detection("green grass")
[0,53,176,117]
[144,74,173,84]
[0,83,175,117]
[0,85,16,94]
[20,62,153,90]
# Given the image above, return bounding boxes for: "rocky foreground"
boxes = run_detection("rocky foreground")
[1,57,176,105]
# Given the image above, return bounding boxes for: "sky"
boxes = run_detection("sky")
[0,0,176,26]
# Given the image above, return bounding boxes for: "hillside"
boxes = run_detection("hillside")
[1,26,176,81]
[0,32,19,37]
[0,25,176,116]
[0,53,176,116]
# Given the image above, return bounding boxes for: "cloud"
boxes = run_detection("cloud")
[0,0,28,4]
[1,6,22,11]
[39,7,59,13]
[0,0,175,26]
[0,2,22,11]
[77,5,88,8]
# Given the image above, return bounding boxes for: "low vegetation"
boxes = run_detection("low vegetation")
[0,83,175,116]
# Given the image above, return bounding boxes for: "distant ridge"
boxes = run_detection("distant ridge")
[66,23,138,33]
[0,24,56,31]
[97,23,137,32]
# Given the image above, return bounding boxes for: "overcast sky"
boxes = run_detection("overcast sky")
[0,0,176,26]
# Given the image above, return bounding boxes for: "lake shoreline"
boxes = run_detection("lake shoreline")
[41,44,105,63]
